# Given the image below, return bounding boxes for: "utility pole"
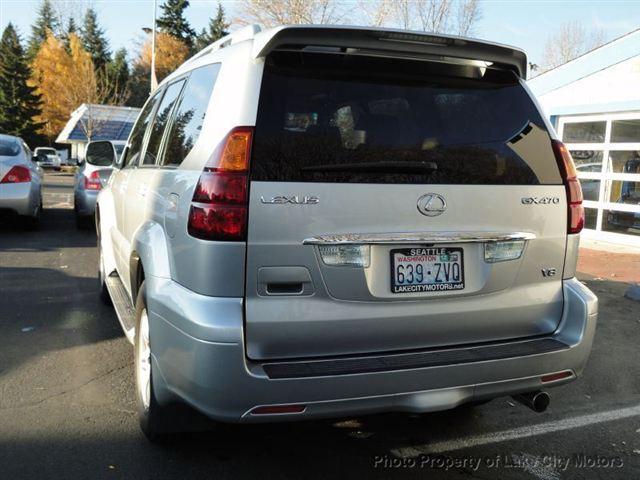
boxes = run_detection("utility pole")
[142,0,158,93]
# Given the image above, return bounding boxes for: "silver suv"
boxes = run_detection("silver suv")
[96,25,598,441]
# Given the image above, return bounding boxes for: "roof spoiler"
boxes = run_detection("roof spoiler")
[252,25,528,78]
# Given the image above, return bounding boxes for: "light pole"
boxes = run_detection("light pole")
[142,0,158,93]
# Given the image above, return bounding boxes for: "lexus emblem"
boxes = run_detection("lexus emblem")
[417,193,447,217]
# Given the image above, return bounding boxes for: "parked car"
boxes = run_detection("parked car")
[0,134,43,228]
[96,25,598,441]
[33,147,61,170]
[74,140,124,229]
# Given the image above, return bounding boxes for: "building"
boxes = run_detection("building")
[56,104,141,161]
[529,29,640,247]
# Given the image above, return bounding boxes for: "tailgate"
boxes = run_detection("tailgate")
[244,51,564,360]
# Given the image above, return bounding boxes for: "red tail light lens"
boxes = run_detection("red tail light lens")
[188,127,253,241]
[84,171,102,191]
[1,165,31,183]
[552,140,584,234]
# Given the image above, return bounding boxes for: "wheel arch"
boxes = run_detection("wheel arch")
[129,220,172,301]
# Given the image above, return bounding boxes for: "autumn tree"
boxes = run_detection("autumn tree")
[31,32,125,142]
[127,32,189,107]
[195,2,230,51]
[0,24,42,145]
[157,0,196,50]
[81,8,110,72]
[27,0,60,59]
[540,21,605,72]
[236,0,346,26]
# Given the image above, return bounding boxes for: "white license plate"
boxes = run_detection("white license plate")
[390,247,465,294]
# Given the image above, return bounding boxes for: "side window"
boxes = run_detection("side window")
[142,79,185,166]
[161,63,219,166]
[122,89,164,168]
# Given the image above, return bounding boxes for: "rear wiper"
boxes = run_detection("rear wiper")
[300,161,437,173]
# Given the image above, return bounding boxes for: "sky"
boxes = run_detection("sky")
[0,0,639,68]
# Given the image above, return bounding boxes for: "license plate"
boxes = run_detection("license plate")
[390,247,464,294]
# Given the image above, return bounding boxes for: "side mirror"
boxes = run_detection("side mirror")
[85,140,116,167]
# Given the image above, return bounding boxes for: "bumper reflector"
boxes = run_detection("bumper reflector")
[484,240,525,263]
[318,244,370,267]
[541,371,573,383]
[251,405,306,415]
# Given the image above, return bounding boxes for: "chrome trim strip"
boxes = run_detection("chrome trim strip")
[303,231,536,245]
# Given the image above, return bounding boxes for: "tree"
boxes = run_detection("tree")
[27,0,60,59]
[371,0,481,35]
[30,32,124,142]
[61,16,78,52]
[107,48,130,97]
[157,0,196,50]
[195,2,230,51]
[0,24,42,145]
[128,32,189,107]
[81,7,110,72]
[540,21,606,72]
[236,0,346,27]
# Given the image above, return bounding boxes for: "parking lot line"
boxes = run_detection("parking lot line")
[392,403,640,458]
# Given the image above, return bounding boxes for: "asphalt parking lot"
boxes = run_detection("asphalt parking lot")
[1,172,639,479]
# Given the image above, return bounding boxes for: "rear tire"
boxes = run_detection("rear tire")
[20,199,41,230]
[134,282,171,442]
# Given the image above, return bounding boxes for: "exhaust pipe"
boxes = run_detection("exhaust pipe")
[512,390,550,413]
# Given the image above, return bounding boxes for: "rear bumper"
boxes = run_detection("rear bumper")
[0,182,40,217]
[74,188,98,217]
[146,277,597,423]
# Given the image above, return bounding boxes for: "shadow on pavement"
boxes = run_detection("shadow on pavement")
[0,266,124,376]
[0,207,96,251]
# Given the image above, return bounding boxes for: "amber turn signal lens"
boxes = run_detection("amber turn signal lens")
[218,127,253,172]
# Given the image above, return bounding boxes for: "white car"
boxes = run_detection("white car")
[33,147,61,170]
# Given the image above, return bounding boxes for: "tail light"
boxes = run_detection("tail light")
[188,127,253,241]
[552,140,584,234]
[84,170,102,190]
[1,165,31,183]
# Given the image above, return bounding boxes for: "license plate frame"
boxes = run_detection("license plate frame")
[390,247,465,294]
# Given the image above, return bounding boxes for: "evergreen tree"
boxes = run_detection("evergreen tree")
[61,16,78,52]
[195,2,229,51]
[81,8,110,72]
[27,0,60,59]
[157,0,196,51]
[107,47,130,97]
[0,24,43,145]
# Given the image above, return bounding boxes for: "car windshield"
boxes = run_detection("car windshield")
[0,138,20,156]
[38,148,56,155]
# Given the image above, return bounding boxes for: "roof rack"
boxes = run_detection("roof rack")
[183,24,262,67]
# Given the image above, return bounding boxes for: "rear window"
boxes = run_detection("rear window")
[252,52,560,185]
[0,138,20,156]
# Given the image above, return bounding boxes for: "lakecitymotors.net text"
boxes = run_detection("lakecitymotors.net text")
[373,454,624,471]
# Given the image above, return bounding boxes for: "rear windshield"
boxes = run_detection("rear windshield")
[252,52,560,185]
[38,148,56,155]
[0,138,20,156]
